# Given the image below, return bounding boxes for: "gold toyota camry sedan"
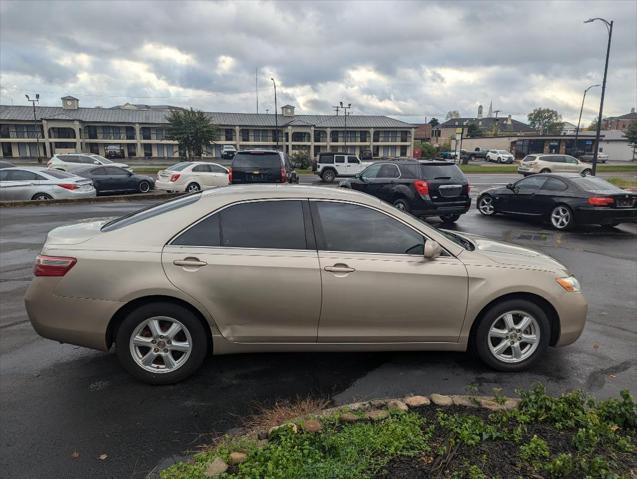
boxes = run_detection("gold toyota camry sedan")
[25,185,587,384]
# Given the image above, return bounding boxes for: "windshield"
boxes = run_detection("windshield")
[167,162,191,171]
[90,154,112,164]
[44,169,78,179]
[233,153,281,168]
[437,229,474,250]
[523,155,537,162]
[497,150,510,154]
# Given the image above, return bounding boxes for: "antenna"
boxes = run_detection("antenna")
[255,68,259,114]
[333,105,340,116]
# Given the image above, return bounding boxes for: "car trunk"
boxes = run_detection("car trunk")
[420,164,469,204]
[232,153,283,184]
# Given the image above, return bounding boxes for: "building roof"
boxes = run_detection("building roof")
[606,111,637,121]
[436,117,535,133]
[0,105,415,128]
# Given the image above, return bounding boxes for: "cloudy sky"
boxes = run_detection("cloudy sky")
[1,0,635,124]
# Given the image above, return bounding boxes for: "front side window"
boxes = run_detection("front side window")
[563,155,578,164]
[313,202,424,255]
[360,163,382,179]
[106,166,129,176]
[91,167,108,176]
[347,156,360,164]
[173,200,307,250]
[515,176,546,193]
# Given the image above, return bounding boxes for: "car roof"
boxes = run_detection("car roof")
[200,184,377,203]
[236,149,281,154]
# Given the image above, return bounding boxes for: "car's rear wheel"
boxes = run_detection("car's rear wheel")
[440,213,460,223]
[138,180,151,193]
[32,193,52,201]
[321,169,336,183]
[186,182,201,193]
[477,195,496,216]
[116,302,208,384]
[392,198,410,213]
[474,299,549,371]
[550,205,573,230]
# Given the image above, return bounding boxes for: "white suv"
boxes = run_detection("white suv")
[517,154,592,176]
[485,150,515,163]
[313,152,370,183]
[48,153,131,172]
[156,161,230,193]
[221,145,237,159]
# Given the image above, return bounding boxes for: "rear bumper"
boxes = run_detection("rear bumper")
[155,180,185,192]
[52,187,97,199]
[574,206,637,225]
[412,197,472,217]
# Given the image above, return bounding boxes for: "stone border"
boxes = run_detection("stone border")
[0,191,178,208]
[197,393,521,477]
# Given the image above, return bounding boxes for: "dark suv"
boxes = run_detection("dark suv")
[340,160,471,222]
[231,150,299,184]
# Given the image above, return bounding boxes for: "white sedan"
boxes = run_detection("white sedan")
[156,162,230,193]
[485,150,515,163]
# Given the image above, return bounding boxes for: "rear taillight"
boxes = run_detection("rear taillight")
[467,182,471,194]
[34,255,77,277]
[414,180,429,196]
[280,167,286,183]
[588,196,614,206]
[57,183,79,190]
[170,174,181,182]
[227,167,232,183]
[47,161,52,167]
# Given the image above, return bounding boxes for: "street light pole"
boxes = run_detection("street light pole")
[339,102,351,151]
[574,84,600,157]
[25,94,41,163]
[271,78,279,150]
[585,17,613,176]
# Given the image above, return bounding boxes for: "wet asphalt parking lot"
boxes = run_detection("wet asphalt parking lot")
[1,174,636,478]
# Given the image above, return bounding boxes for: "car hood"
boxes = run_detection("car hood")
[453,231,567,272]
[45,219,110,246]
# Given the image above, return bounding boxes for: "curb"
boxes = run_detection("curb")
[0,192,179,208]
[154,393,521,478]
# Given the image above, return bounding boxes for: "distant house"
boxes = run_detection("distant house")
[414,123,432,142]
[560,122,578,135]
[602,109,637,131]
[432,116,536,145]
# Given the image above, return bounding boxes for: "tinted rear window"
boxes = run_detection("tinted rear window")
[44,169,77,179]
[233,153,281,168]
[167,162,191,171]
[571,177,623,193]
[420,164,465,181]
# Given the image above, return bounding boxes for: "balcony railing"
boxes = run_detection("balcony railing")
[0,131,42,139]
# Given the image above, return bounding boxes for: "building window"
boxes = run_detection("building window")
[373,146,379,156]
[400,146,408,157]
[225,129,234,141]
[241,129,249,142]
[126,144,136,157]
[359,131,368,142]
[157,144,165,157]
[126,126,136,140]
[401,131,408,142]
[143,144,152,157]
[331,130,339,143]
[141,127,151,140]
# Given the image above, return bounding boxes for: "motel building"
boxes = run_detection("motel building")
[0,97,415,160]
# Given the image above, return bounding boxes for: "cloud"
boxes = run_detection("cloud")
[0,0,635,124]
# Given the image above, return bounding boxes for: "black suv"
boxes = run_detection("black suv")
[340,160,471,222]
[231,150,299,184]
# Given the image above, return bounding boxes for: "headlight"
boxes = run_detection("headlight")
[556,276,581,292]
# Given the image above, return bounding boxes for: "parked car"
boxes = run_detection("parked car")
[0,160,15,169]
[104,145,125,159]
[0,167,95,201]
[461,148,488,161]
[340,159,471,223]
[25,184,587,384]
[74,165,155,195]
[231,150,298,184]
[313,152,369,183]
[437,151,459,160]
[477,173,636,230]
[517,154,592,176]
[48,153,131,172]
[485,150,515,163]
[578,152,609,164]
[156,161,229,193]
[221,145,237,159]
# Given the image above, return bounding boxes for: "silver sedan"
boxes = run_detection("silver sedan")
[0,167,96,201]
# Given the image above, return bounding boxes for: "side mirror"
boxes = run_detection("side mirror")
[93,160,100,164]
[506,183,514,190]
[424,240,442,260]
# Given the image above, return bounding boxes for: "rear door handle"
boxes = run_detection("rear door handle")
[173,257,207,267]
[324,264,355,273]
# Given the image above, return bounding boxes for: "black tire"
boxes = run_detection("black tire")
[392,198,410,213]
[440,213,460,223]
[581,169,592,176]
[497,157,502,163]
[32,193,53,201]
[474,299,550,371]
[469,155,475,161]
[186,182,201,193]
[540,168,551,173]
[115,302,208,385]
[549,204,574,230]
[477,195,496,216]
[138,180,151,193]
[321,169,336,183]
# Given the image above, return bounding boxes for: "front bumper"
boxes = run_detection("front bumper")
[25,278,121,351]
[554,291,588,347]
[155,179,185,192]
[574,206,637,225]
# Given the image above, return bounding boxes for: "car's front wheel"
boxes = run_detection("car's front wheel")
[474,299,549,371]
[138,180,151,193]
[116,302,208,384]
[477,195,496,216]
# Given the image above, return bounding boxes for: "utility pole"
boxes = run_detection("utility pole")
[585,17,613,176]
[271,78,278,150]
[255,68,259,114]
[574,84,600,156]
[25,94,41,163]
[339,102,351,151]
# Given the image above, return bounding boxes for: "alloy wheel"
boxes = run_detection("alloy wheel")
[551,206,571,229]
[478,196,495,215]
[129,316,193,374]
[139,181,150,193]
[186,183,200,192]
[487,311,540,364]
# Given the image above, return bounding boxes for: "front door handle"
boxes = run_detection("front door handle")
[324,264,355,273]
[173,257,207,268]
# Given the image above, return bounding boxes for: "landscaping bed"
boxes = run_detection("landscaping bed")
[160,386,636,479]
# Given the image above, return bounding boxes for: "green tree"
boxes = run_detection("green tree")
[586,118,599,131]
[527,108,563,134]
[166,108,219,159]
[624,121,637,161]
[417,141,437,158]
[445,110,460,120]
[465,123,483,138]
[428,117,440,127]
